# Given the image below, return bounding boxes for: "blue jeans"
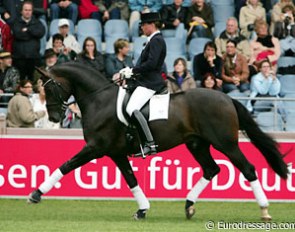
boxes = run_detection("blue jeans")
[192,25,208,38]
[50,3,78,24]
[223,82,250,94]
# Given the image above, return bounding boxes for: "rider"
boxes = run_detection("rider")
[120,12,166,157]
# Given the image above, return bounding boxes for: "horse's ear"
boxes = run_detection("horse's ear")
[35,66,52,82]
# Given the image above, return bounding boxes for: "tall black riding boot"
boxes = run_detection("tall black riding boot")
[132,110,157,157]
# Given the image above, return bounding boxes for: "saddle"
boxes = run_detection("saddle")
[116,87,170,157]
[116,86,169,126]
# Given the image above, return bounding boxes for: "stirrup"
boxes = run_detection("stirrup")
[133,142,158,159]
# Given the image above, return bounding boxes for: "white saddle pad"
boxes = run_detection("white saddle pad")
[116,87,170,126]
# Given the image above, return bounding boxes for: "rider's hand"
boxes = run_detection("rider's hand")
[119,67,133,79]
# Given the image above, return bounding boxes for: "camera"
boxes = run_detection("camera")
[247,24,254,31]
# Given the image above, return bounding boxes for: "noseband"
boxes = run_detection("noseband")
[43,78,70,113]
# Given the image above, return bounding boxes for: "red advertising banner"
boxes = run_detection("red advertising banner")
[0,138,294,200]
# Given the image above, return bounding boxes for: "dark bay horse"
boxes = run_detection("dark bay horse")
[28,62,288,220]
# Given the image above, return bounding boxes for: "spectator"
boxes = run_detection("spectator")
[215,17,251,61]
[106,0,129,21]
[50,0,80,24]
[88,0,129,22]
[105,38,133,81]
[239,0,266,39]
[76,36,105,75]
[32,0,48,21]
[270,0,294,34]
[11,1,45,82]
[193,41,223,88]
[200,72,220,90]
[160,0,188,30]
[222,40,250,93]
[246,59,281,112]
[129,0,162,30]
[234,0,246,19]
[0,16,13,52]
[6,79,46,127]
[0,51,20,106]
[34,48,58,82]
[43,48,59,70]
[273,4,295,56]
[166,57,195,93]
[51,33,73,63]
[46,18,81,55]
[0,0,22,25]
[249,19,281,74]
[0,0,47,23]
[30,79,60,129]
[62,95,82,128]
[186,0,214,39]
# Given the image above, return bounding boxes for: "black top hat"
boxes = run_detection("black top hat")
[141,12,162,24]
[44,48,57,59]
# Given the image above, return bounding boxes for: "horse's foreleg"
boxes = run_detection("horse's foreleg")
[27,145,98,204]
[185,139,220,219]
[111,156,150,220]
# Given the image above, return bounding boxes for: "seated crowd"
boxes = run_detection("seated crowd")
[0,0,294,129]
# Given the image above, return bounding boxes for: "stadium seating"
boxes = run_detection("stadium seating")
[188,37,211,60]
[210,0,234,5]
[39,18,48,56]
[130,20,141,40]
[277,56,295,69]
[104,19,129,54]
[283,93,295,113]
[212,4,235,24]
[227,90,248,106]
[213,21,226,38]
[256,111,284,131]
[49,18,75,37]
[279,74,295,95]
[76,19,103,52]
[285,112,295,131]
[132,37,147,63]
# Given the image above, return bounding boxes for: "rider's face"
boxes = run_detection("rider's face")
[141,22,154,36]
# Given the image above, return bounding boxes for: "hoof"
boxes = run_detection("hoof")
[185,205,195,220]
[261,207,272,221]
[133,209,147,220]
[27,190,42,204]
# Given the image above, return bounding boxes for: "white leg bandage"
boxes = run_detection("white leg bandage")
[39,169,63,194]
[187,177,210,203]
[250,179,269,208]
[131,185,150,210]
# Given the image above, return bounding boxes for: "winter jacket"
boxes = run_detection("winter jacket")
[11,16,45,59]
[6,92,45,128]
[166,71,196,93]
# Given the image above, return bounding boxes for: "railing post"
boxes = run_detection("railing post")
[273,99,278,131]
[0,112,7,135]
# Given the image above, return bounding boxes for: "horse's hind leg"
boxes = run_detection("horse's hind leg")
[111,156,149,220]
[27,145,98,204]
[218,143,272,221]
[185,138,220,219]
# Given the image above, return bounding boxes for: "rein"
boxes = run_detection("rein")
[43,79,69,111]
[43,78,115,107]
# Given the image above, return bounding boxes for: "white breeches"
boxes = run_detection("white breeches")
[126,86,155,116]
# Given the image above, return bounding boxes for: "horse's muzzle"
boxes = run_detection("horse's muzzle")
[48,113,61,123]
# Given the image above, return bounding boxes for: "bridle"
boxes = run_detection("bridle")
[43,77,116,113]
[42,78,70,114]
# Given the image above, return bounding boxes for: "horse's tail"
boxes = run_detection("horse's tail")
[232,99,289,179]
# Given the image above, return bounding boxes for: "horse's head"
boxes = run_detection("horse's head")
[36,67,72,123]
